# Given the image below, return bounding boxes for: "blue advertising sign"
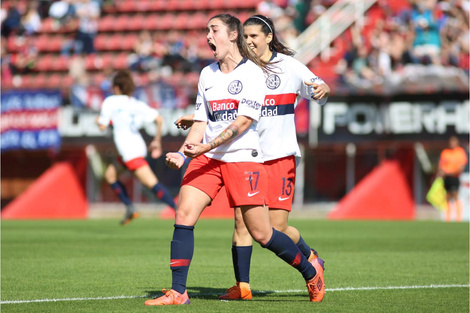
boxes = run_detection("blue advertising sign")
[1,90,62,152]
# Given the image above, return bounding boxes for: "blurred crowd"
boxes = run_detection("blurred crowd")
[1,0,469,103]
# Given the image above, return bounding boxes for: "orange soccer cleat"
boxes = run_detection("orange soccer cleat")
[120,212,139,225]
[219,282,252,300]
[144,289,190,306]
[306,258,325,302]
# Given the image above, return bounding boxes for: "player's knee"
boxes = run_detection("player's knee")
[104,168,116,183]
[250,230,271,246]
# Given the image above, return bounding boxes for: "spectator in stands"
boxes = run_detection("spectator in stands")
[439,1,469,69]
[1,37,13,86]
[128,30,161,73]
[9,35,38,76]
[257,0,284,20]
[409,0,443,65]
[74,0,100,55]
[162,30,191,73]
[48,0,77,29]
[1,2,24,38]
[21,1,42,35]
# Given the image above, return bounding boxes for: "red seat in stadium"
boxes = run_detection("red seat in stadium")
[112,53,129,70]
[51,55,69,72]
[112,15,130,32]
[44,73,63,89]
[159,13,174,30]
[98,15,115,32]
[144,14,160,31]
[174,12,190,30]
[94,34,108,51]
[33,73,48,89]
[121,33,138,51]
[107,34,122,51]
[128,14,146,31]
[36,54,54,72]
[191,12,207,29]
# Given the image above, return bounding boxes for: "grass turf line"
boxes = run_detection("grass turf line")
[1,219,468,312]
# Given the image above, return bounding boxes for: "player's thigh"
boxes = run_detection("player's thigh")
[133,164,158,188]
[176,185,212,226]
[241,205,273,245]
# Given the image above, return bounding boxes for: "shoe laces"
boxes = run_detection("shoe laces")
[225,285,240,295]
[161,289,173,297]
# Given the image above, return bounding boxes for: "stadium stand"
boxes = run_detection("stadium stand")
[2,0,468,104]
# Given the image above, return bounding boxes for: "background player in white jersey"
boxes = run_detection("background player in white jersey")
[145,14,324,306]
[174,15,331,300]
[96,69,176,225]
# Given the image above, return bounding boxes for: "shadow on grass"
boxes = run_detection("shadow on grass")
[143,286,306,300]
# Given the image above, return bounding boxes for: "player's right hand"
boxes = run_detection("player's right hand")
[165,152,186,169]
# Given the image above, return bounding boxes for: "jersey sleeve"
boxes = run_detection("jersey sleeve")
[193,72,208,122]
[138,101,159,123]
[295,58,328,106]
[97,97,112,127]
[237,65,265,121]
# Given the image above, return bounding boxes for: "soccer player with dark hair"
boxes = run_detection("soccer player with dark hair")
[145,14,324,306]
[96,69,176,225]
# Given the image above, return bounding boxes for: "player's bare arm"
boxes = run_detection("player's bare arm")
[184,115,253,159]
[95,116,107,131]
[149,115,163,158]
[165,121,206,169]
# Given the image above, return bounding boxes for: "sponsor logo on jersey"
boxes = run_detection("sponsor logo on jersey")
[195,102,202,110]
[260,93,297,117]
[247,191,260,197]
[240,98,262,110]
[266,74,281,90]
[207,99,239,122]
[310,76,322,83]
[228,80,243,95]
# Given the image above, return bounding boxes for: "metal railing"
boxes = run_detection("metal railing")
[291,0,377,64]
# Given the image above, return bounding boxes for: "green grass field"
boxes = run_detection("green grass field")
[1,218,469,312]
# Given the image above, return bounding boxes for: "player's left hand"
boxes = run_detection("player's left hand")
[183,141,210,158]
[305,82,330,100]
[149,139,162,159]
[174,114,195,130]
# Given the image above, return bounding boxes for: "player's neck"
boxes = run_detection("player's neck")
[219,50,243,73]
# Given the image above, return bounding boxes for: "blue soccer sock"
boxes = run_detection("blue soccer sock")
[151,183,176,209]
[110,181,132,206]
[170,224,195,294]
[232,245,252,283]
[296,236,313,259]
[263,229,316,281]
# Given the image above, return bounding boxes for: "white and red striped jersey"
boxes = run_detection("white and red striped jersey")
[193,59,266,163]
[258,52,327,162]
[98,95,159,162]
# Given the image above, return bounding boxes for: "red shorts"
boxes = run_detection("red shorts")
[118,156,148,171]
[182,155,267,207]
[264,155,296,211]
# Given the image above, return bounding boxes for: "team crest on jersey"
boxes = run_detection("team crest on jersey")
[266,74,281,90]
[228,80,243,95]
